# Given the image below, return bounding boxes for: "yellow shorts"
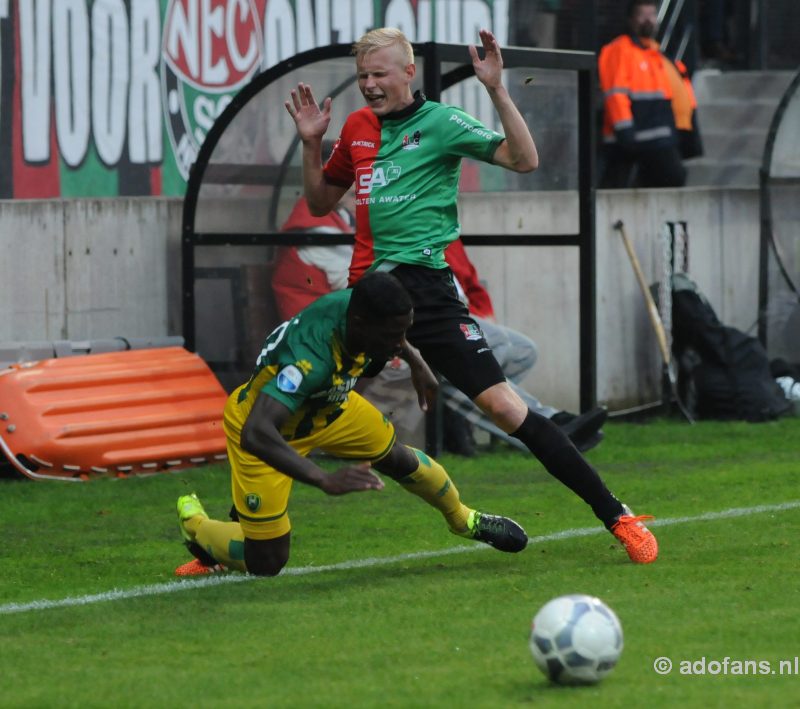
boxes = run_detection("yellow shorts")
[223,389,396,540]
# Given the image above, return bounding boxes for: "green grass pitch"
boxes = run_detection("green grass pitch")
[1,417,799,708]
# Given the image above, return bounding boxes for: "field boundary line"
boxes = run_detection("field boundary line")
[3,500,798,616]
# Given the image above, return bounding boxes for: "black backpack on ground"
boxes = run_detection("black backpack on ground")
[671,274,792,422]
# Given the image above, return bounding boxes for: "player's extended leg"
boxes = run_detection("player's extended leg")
[314,390,525,552]
[371,442,528,553]
[474,382,658,564]
[393,264,655,562]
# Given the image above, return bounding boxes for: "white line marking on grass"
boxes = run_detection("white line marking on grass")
[3,500,799,616]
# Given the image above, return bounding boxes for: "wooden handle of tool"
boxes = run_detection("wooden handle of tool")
[614,220,672,364]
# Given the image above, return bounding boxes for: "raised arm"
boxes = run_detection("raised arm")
[285,82,348,215]
[241,393,383,494]
[469,29,539,173]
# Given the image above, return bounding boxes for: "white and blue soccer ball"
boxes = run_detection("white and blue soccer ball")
[529,594,623,685]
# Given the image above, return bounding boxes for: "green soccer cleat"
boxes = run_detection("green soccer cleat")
[176,493,218,567]
[176,492,208,543]
[456,510,528,553]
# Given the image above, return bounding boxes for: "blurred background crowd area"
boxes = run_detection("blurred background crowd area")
[507,0,798,73]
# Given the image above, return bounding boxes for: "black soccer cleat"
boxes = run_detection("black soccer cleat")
[457,510,528,553]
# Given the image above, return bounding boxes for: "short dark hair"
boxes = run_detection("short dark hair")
[627,0,656,17]
[349,272,412,319]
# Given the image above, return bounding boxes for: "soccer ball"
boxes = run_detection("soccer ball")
[529,594,623,685]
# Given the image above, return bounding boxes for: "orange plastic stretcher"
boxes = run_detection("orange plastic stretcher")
[0,347,229,481]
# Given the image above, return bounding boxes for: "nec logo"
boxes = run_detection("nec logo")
[356,161,402,195]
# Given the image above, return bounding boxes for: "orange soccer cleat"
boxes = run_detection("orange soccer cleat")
[610,506,658,564]
[174,558,227,577]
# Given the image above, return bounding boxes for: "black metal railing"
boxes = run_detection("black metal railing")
[181,43,598,455]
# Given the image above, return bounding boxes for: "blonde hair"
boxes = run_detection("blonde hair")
[352,28,414,65]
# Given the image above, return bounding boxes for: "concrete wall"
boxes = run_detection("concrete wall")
[461,188,760,411]
[0,188,762,411]
[1,198,182,342]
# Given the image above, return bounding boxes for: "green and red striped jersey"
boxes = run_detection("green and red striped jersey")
[323,94,505,282]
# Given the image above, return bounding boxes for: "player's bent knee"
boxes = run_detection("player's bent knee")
[475,384,528,432]
[371,442,417,480]
[244,534,290,577]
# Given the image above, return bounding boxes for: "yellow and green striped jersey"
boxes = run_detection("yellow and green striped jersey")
[235,290,370,440]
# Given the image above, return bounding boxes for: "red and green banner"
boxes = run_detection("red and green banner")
[0,0,507,199]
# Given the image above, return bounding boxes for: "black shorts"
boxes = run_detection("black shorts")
[391,264,505,399]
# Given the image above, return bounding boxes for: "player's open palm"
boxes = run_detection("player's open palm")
[285,82,332,142]
[469,29,503,90]
[322,462,385,495]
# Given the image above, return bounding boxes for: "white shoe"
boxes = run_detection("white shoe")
[776,377,800,402]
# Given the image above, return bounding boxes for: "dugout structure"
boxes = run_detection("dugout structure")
[181,43,596,452]
[759,67,800,363]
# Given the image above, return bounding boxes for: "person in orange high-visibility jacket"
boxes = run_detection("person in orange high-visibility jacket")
[599,0,702,188]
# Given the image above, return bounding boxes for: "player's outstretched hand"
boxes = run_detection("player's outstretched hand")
[321,462,385,496]
[468,29,503,90]
[409,358,438,412]
[400,339,438,412]
[285,82,332,143]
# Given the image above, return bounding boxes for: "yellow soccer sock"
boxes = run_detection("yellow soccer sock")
[397,448,472,533]
[186,517,247,573]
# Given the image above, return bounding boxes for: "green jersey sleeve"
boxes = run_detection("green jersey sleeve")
[259,338,333,413]
[441,105,506,163]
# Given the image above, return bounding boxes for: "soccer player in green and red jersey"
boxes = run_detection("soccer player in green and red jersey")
[284,28,658,564]
[174,272,527,577]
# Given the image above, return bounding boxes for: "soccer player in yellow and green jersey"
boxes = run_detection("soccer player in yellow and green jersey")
[175,272,528,577]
